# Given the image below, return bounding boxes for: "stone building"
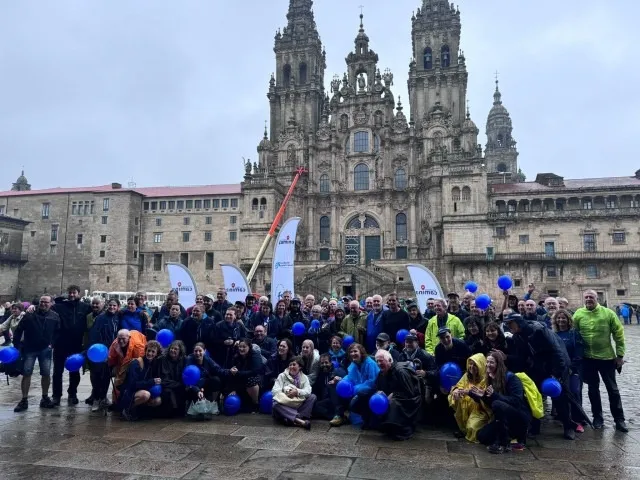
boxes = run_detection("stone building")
[0,215,29,302]
[1,0,639,307]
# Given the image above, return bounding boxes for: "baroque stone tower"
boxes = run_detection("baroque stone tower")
[484,79,520,182]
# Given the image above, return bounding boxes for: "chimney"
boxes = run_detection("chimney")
[111,182,122,189]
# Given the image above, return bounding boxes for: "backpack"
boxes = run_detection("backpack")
[509,371,544,419]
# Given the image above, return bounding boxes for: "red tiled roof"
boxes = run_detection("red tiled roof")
[0,184,242,198]
[491,176,640,194]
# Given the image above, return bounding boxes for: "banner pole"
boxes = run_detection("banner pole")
[246,166,306,284]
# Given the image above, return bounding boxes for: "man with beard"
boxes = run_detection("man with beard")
[447,293,469,322]
[180,305,217,355]
[282,298,306,341]
[202,294,223,324]
[381,293,410,345]
[253,325,277,359]
[374,349,422,440]
[311,353,338,420]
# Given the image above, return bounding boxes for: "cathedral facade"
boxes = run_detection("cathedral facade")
[2,0,640,306]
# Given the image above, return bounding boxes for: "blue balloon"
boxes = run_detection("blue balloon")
[310,319,321,330]
[156,329,175,348]
[259,391,273,414]
[0,346,19,363]
[336,379,354,398]
[342,335,355,349]
[149,384,162,398]
[475,294,492,310]
[396,329,409,345]
[65,353,85,372]
[224,394,241,415]
[369,392,390,415]
[464,281,478,293]
[439,362,463,392]
[182,365,201,387]
[541,377,562,398]
[292,322,306,336]
[497,275,513,291]
[87,344,108,363]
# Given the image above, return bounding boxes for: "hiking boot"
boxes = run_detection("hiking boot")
[14,398,28,413]
[40,396,56,409]
[84,395,94,405]
[51,397,61,407]
[329,416,344,426]
[615,421,629,433]
[488,443,508,454]
[563,428,576,440]
[68,395,79,406]
[592,417,604,429]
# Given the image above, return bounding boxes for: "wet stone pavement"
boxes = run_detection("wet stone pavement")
[1,326,639,479]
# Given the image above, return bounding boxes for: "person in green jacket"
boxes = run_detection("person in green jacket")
[573,289,627,432]
[425,299,465,354]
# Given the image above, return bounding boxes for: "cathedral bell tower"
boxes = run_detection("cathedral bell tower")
[268,0,326,141]
[485,79,519,183]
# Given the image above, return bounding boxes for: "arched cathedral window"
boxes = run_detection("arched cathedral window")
[319,174,330,193]
[423,47,433,70]
[319,216,330,243]
[441,45,450,68]
[354,163,370,191]
[394,168,407,189]
[462,186,471,201]
[299,63,307,84]
[396,213,407,241]
[451,187,461,201]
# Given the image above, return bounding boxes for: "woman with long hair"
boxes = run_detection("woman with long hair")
[448,353,490,442]
[185,342,230,415]
[155,340,187,417]
[118,340,162,421]
[474,351,531,454]
[227,338,263,412]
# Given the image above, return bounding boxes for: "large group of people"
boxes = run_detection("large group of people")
[0,283,628,454]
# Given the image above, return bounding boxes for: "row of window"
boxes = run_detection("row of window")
[143,198,238,212]
[344,131,380,154]
[451,186,472,201]
[153,231,237,243]
[545,264,600,279]
[41,198,110,220]
[319,167,407,193]
[153,216,237,227]
[318,214,407,243]
[317,246,408,261]
[423,45,451,70]
[496,195,640,213]
[497,229,625,251]
[142,252,216,272]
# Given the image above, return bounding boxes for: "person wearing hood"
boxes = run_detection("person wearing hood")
[151,291,186,326]
[119,297,150,334]
[365,295,385,353]
[180,304,216,355]
[374,349,422,440]
[271,356,315,429]
[406,302,426,348]
[340,301,366,346]
[328,343,380,427]
[425,299,465,354]
[474,351,531,454]
[88,299,121,412]
[503,311,576,440]
[281,298,306,339]
[213,307,247,368]
[448,353,491,442]
[300,339,320,386]
[155,340,187,417]
[155,304,184,334]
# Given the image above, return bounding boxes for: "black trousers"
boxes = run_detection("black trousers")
[186,376,222,403]
[89,362,111,400]
[477,400,530,446]
[582,358,625,422]
[52,347,81,398]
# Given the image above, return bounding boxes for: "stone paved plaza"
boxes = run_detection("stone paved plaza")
[1,327,639,480]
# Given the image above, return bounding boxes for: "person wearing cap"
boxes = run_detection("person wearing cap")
[406,302,427,348]
[503,311,576,440]
[399,333,437,405]
[447,292,469,322]
[340,301,367,346]
[425,299,466,355]
[381,293,410,345]
[245,294,257,313]
[434,327,471,374]
[375,333,400,362]
[374,349,422,440]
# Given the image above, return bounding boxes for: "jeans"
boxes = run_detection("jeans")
[582,358,625,422]
[53,347,81,399]
[22,347,52,376]
[89,362,111,401]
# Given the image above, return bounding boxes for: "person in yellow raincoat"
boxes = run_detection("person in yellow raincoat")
[448,353,491,442]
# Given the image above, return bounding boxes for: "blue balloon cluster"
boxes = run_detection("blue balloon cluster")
[224,394,241,415]
[369,393,389,415]
[182,365,201,387]
[464,281,478,293]
[259,391,273,414]
[497,275,513,291]
[292,322,306,336]
[0,346,19,364]
[65,353,85,372]
[439,362,463,392]
[156,329,175,348]
[87,344,108,363]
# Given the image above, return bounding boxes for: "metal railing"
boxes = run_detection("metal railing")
[446,251,640,263]
[488,206,640,221]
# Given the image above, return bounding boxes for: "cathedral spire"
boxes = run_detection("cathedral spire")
[493,76,502,106]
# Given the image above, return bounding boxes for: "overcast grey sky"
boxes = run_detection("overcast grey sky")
[1,0,638,189]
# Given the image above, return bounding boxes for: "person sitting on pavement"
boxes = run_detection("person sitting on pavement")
[253,325,277,360]
[266,338,294,390]
[226,338,263,412]
[12,295,60,412]
[449,353,491,442]
[425,299,466,354]
[328,343,380,427]
[474,351,530,454]
[374,349,422,440]
[271,356,316,429]
[503,311,576,440]
[399,333,437,405]
[118,340,163,421]
[185,342,230,415]
[374,333,400,362]
[107,329,147,405]
[312,353,340,420]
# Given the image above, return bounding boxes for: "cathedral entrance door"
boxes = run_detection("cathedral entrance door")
[345,236,360,265]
